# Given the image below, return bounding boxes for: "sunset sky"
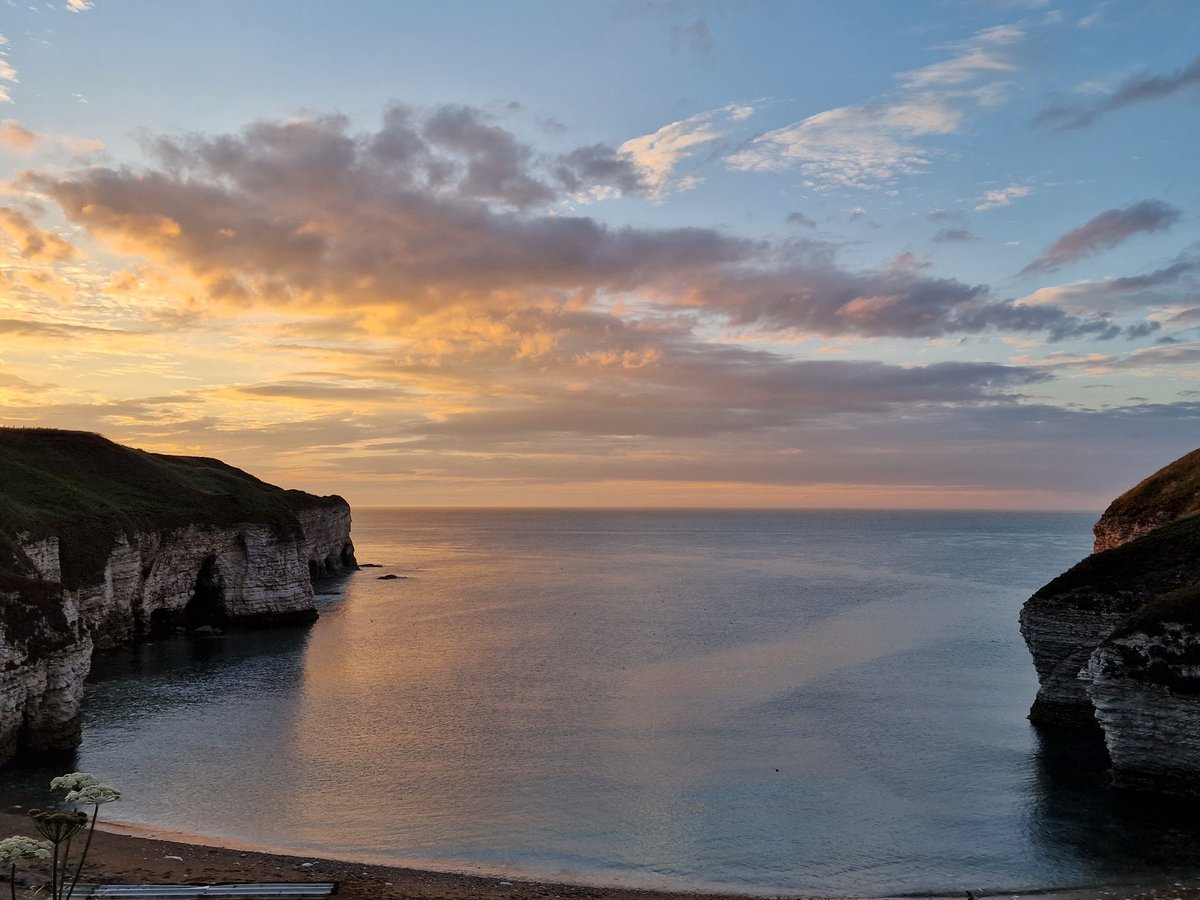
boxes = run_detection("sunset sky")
[0,0,1197,508]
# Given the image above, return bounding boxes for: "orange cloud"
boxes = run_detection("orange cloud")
[0,119,36,151]
[0,207,78,262]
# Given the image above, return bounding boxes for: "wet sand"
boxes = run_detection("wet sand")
[0,806,1195,900]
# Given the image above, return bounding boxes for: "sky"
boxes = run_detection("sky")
[0,0,1197,509]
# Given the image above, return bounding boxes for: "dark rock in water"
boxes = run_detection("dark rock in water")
[191,625,224,636]
[1022,447,1200,795]
[377,573,406,580]
[359,563,384,568]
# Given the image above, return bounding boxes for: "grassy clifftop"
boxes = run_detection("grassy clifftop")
[1100,448,1200,526]
[1035,512,1200,604]
[0,428,346,588]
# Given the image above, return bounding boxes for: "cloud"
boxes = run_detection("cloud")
[1019,342,1200,373]
[620,103,754,198]
[0,207,78,262]
[0,119,36,150]
[786,211,816,229]
[1034,53,1200,129]
[932,227,976,243]
[1018,251,1200,309]
[0,55,15,103]
[726,26,1020,190]
[553,144,646,201]
[422,104,557,209]
[927,208,964,223]
[975,184,1030,211]
[24,105,1143,345]
[66,0,94,11]
[1020,200,1181,276]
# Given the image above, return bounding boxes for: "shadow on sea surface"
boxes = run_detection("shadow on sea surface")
[0,622,318,804]
[1027,724,1200,882]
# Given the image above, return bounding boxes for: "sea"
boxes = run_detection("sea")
[6,508,1200,897]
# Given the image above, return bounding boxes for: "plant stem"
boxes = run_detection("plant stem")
[65,807,98,900]
[9,861,14,900]
[50,842,59,900]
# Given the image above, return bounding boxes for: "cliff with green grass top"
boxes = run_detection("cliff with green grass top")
[0,428,356,764]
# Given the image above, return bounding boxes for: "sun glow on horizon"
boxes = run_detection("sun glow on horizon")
[0,1,1197,509]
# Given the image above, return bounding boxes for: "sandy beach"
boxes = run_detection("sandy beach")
[0,806,1196,900]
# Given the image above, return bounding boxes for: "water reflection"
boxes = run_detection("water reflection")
[3,512,1200,894]
[1026,725,1200,882]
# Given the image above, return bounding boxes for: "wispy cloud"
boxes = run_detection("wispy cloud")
[1020,200,1181,276]
[619,103,754,198]
[726,26,1021,190]
[1034,53,1200,130]
[0,52,16,103]
[65,0,94,12]
[975,184,1030,211]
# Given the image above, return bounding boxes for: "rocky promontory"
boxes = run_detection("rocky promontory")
[1092,447,1200,552]
[0,428,356,765]
[1021,447,1200,795]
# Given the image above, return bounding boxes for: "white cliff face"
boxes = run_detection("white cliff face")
[0,588,91,764]
[1019,590,1136,728]
[0,500,355,765]
[1088,626,1200,796]
[297,504,357,577]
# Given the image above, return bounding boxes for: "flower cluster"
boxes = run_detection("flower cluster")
[0,773,121,900]
[0,836,51,863]
[51,773,120,806]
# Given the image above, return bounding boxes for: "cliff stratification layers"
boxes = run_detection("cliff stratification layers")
[1021,447,1200,795]
[0,428,356,764]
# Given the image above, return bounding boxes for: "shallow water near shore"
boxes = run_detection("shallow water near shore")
[7,508,1200,896]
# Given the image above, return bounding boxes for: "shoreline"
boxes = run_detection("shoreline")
[0,808,1197,900]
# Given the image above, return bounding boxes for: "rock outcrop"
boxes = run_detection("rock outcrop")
[1087,585,1200,796]
[1021,446,1200,795]
[1092,447,1200,552]
[0,428,356,765]
[1020,514,1200,728]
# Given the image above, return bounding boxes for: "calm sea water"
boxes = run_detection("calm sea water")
[7,509,1200,896]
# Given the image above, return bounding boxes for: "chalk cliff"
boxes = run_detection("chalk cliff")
[1021,447,1200,795]
[0,428,356,765]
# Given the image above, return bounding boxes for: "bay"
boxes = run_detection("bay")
[7,509,1200,895]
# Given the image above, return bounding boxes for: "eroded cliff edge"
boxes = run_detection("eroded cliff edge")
[1021,447,1200,795]
[0,428,356,765]
[1092,447,1200,552]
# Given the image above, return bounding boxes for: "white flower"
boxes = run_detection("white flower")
[49,773,99,792]
[0,835,52,862]
[65,784,120,805]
